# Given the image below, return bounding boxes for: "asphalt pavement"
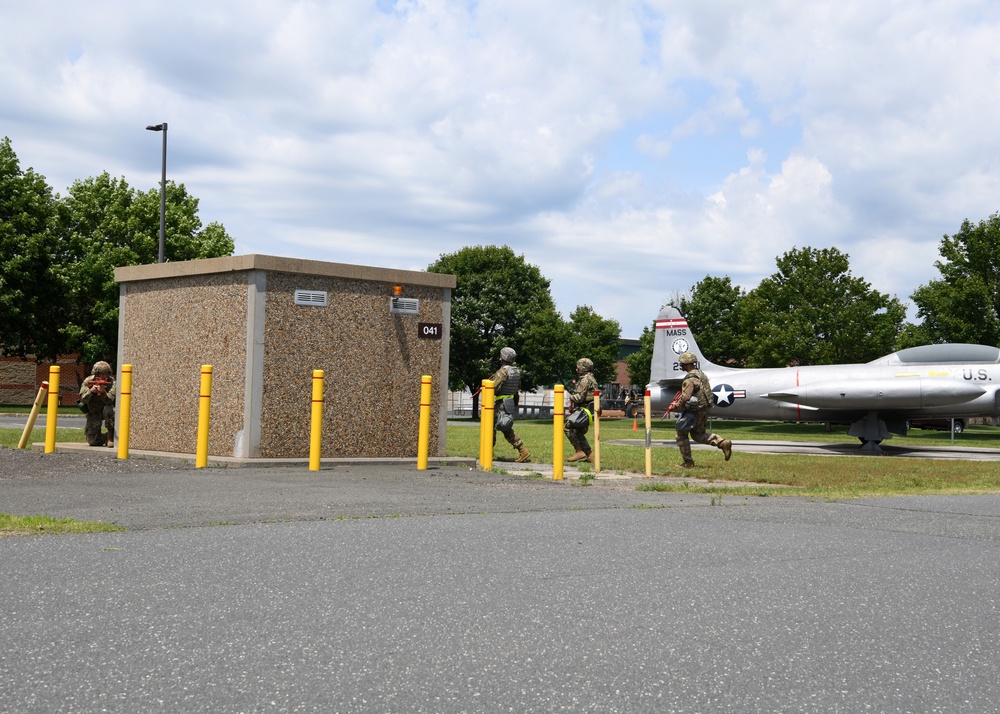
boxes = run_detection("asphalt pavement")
[3,452,1000,712]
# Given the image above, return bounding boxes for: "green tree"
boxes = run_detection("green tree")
[739,247,906,367]
[907,212,1000,346]
[625,322,655,387]
[59,174,235,363]
[565,305,621,384]
[0,137,68,361]
[679,275,747,365]
[428,245,556,415]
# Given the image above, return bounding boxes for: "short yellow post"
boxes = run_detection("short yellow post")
[17,381,48,449]
[117,365,133,460]
[196,365,213,469]
[553,384,565,480]
[309,369,324,471]
[417,375,432,470]
[593,388,601,474]
[644,389,652,478]
[479,379,495,470]
[44,367,60,453]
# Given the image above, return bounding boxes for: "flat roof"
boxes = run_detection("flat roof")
[115,254,456,289]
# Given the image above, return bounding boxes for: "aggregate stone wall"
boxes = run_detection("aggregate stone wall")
[116,255,452,459]
[259,272,443,459]
[120,273,248,455]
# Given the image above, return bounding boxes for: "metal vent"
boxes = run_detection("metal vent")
[294,289,328,306]
[390,296,420,315]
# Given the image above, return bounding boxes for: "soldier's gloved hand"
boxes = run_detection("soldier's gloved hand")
[91,385,102,394]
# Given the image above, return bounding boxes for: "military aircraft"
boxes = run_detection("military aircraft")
[645,306,1000,451]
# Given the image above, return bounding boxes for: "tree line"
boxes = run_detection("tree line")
[626,217,1000,386]
[5,133,998,395]
[1,137,235,365]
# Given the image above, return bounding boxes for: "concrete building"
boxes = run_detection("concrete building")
[114,255,455,460]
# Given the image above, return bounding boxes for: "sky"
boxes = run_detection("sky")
[3,1,1000,339]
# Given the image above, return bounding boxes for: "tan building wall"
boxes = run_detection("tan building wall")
[115,255,455,459]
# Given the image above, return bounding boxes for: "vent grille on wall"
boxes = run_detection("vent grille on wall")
[390,297,420,315]
[294,289,328,306]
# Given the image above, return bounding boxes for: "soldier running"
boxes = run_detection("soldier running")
[665,351,732,468]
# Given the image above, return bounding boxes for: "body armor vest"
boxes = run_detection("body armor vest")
[497,365,521,396]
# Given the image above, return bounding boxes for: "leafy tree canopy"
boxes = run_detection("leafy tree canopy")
[428,245,555,393]
[0,138,235,365]
[0,137,68,360]
[906,212,1000,347]
[565,305,621,384]
[625,322,655,387]
[680,275,747,365]
[60,173,235,362]
[738,247,906,367]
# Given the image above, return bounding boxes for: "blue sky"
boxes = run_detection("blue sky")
[3,1,1000,340]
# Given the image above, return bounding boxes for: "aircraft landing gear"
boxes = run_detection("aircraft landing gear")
[848,411,890,454]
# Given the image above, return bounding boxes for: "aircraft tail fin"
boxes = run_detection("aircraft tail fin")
[649,306,715,384]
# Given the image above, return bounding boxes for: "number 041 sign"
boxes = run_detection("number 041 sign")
[418,323,442,339]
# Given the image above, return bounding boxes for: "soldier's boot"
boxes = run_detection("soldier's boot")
[678,442,695,468]
[585,452,595,463]
[720,439,732,461]
[515,446,531,463]
[567,450,588,462]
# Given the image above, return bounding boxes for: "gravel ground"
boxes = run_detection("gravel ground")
[0,445,196,478]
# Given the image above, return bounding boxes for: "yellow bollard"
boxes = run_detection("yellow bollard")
[644,389,652,478]
[417,375,432,470]
[17,381,48,449]
[478,380,490,467]
[593,388,601,474]
[309,369,324,471]
[196,365,213,469]
[44,367,60,453]
[553,384,565,480]
[117,365,133,460]
[480,379,495,470]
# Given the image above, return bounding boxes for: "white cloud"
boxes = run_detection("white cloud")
[2,0,999,338]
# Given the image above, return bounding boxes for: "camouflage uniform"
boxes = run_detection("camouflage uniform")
[564,358,599,461]
[79,362,116,447]
[667,354,731,467]
[490,348,530,463]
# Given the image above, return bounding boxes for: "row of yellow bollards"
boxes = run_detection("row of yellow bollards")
[26,364,436,473]
[477,383,655,480]
[27,366,651,478]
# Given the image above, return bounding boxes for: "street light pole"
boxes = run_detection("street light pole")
[145,122,168,263]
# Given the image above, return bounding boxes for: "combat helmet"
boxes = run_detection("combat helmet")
[576,357,593,372]
[92,361,113,375]
[500,347,517,363]
[678,352,698,365]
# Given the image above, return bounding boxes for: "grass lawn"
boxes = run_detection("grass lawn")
[2,415,999,535]
[449,417,1000,499]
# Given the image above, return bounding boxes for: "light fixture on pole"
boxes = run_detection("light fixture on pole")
[145,122,168,263]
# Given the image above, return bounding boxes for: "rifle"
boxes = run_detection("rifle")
[89,376,112,391]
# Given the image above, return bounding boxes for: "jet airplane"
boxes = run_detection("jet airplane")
[645,306,1000,451]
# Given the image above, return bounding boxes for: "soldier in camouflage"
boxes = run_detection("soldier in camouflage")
[665,351,732,468]
[490,347,531,463]
[564,357,599,463]
[79,361,116,447]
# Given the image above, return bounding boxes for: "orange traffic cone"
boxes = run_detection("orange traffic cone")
[632,418,638,431]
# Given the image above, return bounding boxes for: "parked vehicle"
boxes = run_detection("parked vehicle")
[907,418,966,433]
